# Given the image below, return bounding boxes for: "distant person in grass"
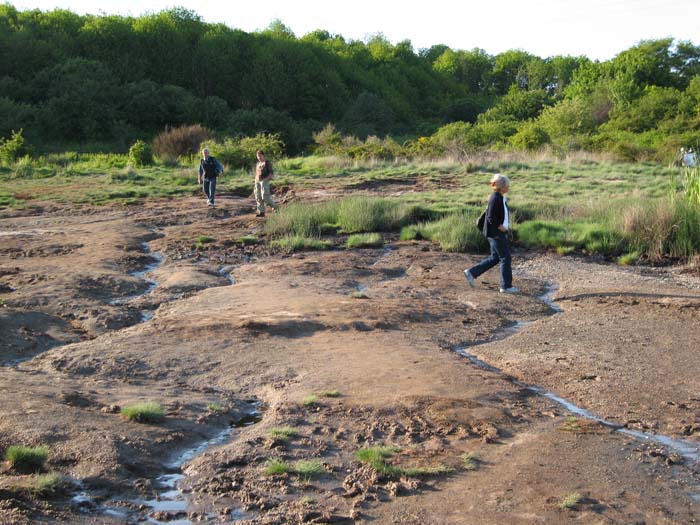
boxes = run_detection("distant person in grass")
[198,147,223,207]
[254,150,278,217]
[683,147,697,167]
[464,173,519,294]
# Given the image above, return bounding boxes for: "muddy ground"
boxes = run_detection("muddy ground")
[1,192,700,524]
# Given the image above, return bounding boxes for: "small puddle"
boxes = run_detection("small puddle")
[454,282,700,487]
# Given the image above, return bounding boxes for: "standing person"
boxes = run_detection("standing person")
[464,174,519,294]
[254,150,278,217]
[198,147,223,207]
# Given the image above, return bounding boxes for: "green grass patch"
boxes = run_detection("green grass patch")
[346,233,383,249]
[461,452,479,470]
[270,236,331,253]
[350,290,369,299]
[32,473,63,497]
[269,427,301,442]
[302,394,318,407]
[265,201,338,238]
[196,235,215,244]
[207,402,224,412]
[120,402,165,423]
[400,210,487,252]
[238,234,259,246]
[517,219,624,255]
[317,390,341,398]
[355,445,453,478]
[264,458,324,479]
[5,445,49,472]
[618,251,641,265]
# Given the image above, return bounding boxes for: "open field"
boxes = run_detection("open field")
[1,159,700,524]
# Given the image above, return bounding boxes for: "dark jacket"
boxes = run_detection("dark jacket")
[199,156,223,179]
[483,191,507,238]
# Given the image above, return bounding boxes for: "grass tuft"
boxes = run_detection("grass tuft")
[461,452,479,470]
[318,390,341,398]
[5,445,49,472]
[120,402,165,423]
[33,473,63,497]
[346,233,383,249]
[270,236,332,253]
[355,445,452,478]
[265,458,324,479]
[560,492,582,510]
[302,394,318,407]
[207,402,224,412]
[269,427,301,442]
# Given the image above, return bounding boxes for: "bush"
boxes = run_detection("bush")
[509,122,550,151]
[0,129,30,164]
[205,133,285,169]
[5,445,49,472]
[152,124,213,161]
[128,139,153,166]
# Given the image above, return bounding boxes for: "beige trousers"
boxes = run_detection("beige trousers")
[254,179,277,214]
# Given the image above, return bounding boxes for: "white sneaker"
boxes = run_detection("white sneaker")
[499,287,520,294]
[464,270,475,288]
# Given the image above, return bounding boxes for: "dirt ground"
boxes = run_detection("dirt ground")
[1,192,700,524]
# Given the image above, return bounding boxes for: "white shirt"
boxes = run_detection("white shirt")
[503,195,510,230]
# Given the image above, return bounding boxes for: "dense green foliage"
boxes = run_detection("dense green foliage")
[2,4,699,160]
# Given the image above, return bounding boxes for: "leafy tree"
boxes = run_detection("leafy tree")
[32,58,118,139]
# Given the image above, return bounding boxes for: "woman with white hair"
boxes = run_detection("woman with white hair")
[464,173,519,293]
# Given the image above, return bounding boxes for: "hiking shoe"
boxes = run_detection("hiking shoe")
[464,270,476,288]
[499,286,520,294]
[208,201,214,207]
[255,212,265,217]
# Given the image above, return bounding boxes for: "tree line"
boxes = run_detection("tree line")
[1,4,699,160]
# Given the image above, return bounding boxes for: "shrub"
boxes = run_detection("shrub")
[0,129,30,164]
[312,123,343,155]
[152,124,213,161]
[205,133,284,169]
[510,122,550,151]
[5,445,49,472]
[128,139,153,167]
[120,402,165,423]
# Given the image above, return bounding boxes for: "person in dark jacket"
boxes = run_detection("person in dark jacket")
[464,174,519,293]
[198,147,224,207]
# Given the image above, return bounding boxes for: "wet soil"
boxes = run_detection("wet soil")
[1,194,700,524]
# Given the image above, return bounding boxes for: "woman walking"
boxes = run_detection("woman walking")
[464,174,519,293]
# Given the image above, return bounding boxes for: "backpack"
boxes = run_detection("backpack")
[476,211,486,233]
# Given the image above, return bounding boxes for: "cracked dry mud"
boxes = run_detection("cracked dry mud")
[1,195,700,524]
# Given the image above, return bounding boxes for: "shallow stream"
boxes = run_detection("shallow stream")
[454,283,700,492]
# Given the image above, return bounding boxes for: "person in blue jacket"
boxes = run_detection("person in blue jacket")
[464,173,519,293]
[198,147,224,207]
